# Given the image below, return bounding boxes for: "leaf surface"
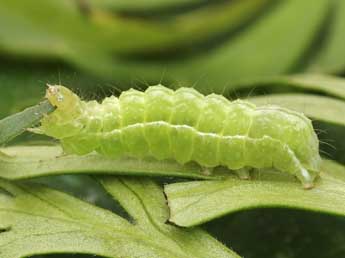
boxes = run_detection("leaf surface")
[115,0,331,92]
[308,0,345,73]
[238,74,345,100]
[93,0,271,54]
[0,145,217,180]
[165,160,345,227]
[88,0,203,12]
[0,101,54,145]
[0,177,239,258]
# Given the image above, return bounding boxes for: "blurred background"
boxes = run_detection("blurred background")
[1,0,345,257]
[2,0,345,118]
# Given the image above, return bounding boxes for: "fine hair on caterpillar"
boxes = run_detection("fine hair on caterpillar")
[34,84,322,189]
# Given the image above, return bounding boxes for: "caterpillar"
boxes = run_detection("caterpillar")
[33,84,321,189]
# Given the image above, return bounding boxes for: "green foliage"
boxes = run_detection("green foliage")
[237,74,345,100]
[165,160,345,227]
[0,101,54,145]
[308,0,345,73]
[0,145,215,180]
[1,0,345,257]
[1,0,345,92]
[0,177,237,258]
[0,74,345,257]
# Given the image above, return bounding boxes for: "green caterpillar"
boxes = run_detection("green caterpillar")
[34,85,321,189]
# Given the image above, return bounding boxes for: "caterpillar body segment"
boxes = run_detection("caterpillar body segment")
[38,85,322,189]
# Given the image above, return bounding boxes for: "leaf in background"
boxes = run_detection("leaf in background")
[0,177,239,258]
[0,0,117,78]
[114,0,331,92]
[0,145,219,180]
[0,0,94,58]
[92,0,271,55]
[2,0,345,94]
[1,0,343,95]
[0,62,116,119]
[308,0,345,73]
[177,0,330,90]
[0,101,54,145]
[165,159,345,227]
[284,74,345,100]
[235,74,345,100]
[87,0,204,12]
[250,93,345,126]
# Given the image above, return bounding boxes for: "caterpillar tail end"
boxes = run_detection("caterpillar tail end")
[303,182,314,190]
[297,167,319,190]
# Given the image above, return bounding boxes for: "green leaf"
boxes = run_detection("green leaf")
[236,74,345,100]
[0,0,93,58]
[0,145,219,180]
[177,0,329,90]
[0,0,337,94]
[0,0,117,78]
[93,0,271,55]
[250,93,345,126]
[0,177,239,258]
[98,177,239,258]
[0,101,54,145]
[0,62,116,119]
[165,159,345,227]
[114,0,331,92]
[87,0,204,12]
[308,0,345,73]
[0,0,271,82]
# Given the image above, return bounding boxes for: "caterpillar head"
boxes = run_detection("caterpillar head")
[46,84,80,110]
[33,85,84,139]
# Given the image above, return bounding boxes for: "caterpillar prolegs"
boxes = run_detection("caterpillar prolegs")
[35,85,321,189]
